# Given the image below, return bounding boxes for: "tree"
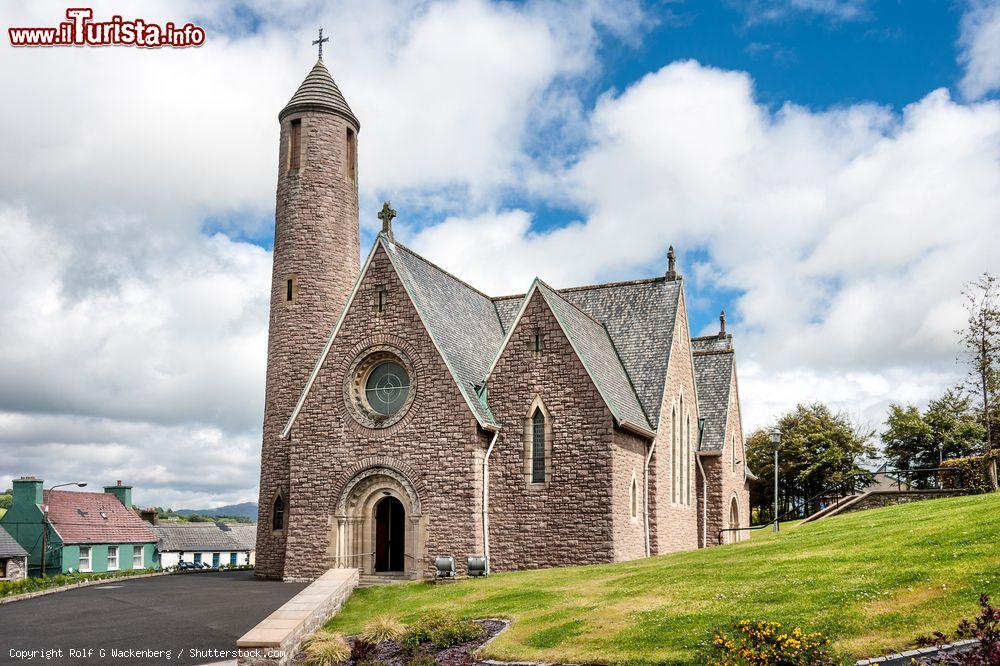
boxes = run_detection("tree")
[923,389,984,463]
[959,273,999,490]
[882,404,933,471]
[747,403,875,522]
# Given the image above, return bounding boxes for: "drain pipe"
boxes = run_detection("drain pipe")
[696,454,708,547]
[643,437,658,557]
[482,428,500,573]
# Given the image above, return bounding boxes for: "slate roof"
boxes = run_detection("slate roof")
[383,239,506,427]
[0,526,28,558]
[43,490,156,545]
[280,59,359,127]
[283,235,691,438]
[691,335,735,451]
[534,281,651,430]
[151,522,256,552]
[494,278,681,423]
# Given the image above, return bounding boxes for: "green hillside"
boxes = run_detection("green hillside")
[328,493,1000,664]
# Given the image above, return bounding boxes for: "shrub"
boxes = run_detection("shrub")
[359,615,407,643]
[708,620,834,665]
[405,650,441,666]
[350,639,377,661]
[941,455,997,493]
[916,594,1000,665]
[401,610,483,651]
[302,630,350,666]
[0,567,160,598]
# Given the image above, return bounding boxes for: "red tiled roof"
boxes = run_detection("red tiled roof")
[43,490,156,545]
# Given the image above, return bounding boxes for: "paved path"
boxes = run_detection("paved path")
[0,571,308,665]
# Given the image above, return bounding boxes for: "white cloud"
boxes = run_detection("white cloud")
[1,1,997,506]
[958,0,1000,100]
[0,0,644,505]
[734,0,871,25]
[407,61,1000,436]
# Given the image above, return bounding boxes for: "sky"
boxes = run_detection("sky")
[0,0,998,508]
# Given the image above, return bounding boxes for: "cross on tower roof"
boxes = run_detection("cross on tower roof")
[378,201,397,240]
[312,27,330,60]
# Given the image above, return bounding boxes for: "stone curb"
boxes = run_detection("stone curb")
[856,638,980,665]
[0,571,170,605]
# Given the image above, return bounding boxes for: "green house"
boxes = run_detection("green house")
[1,477,158,577]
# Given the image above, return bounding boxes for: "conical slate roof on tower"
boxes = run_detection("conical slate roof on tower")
[279,59,359,128]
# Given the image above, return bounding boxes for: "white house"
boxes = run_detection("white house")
[151,522,255,569]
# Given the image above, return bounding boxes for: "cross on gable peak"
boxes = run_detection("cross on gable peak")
[378,201,397,240]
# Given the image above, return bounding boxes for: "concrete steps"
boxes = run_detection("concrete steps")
[358,573,412,588]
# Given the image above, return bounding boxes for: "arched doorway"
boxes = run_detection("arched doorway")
[374,496,405,572]
[728,497,740,543]
[330,464,425,578]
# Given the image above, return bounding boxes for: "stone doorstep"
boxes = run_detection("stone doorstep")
[236,568,359,652]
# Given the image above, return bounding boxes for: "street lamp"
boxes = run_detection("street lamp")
[41,482,87,577]
[770,430,781,533]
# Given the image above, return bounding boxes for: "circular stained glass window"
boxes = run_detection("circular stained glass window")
[364,361,411,416]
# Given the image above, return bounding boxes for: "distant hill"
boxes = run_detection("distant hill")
[174,502,258,521]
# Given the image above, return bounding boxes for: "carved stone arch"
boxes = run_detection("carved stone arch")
[328,458,426,577]
[335,464,422,516]
[523,395,554,487]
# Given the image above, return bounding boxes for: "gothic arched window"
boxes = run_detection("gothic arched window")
[272,494,285,531]
[531,409,546,484]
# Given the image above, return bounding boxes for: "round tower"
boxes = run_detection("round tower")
[256,58,361,580]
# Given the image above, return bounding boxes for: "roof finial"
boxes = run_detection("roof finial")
[719,309,727,338]
[312,27,330,60]
[378,201,397,240]
[666,245,677,280]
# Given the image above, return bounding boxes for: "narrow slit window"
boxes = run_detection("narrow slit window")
[286,275,297,303]
[272,495,285,530]
[346,128,357,183]
[289,119,302,171]
[531,409,546,483]
[630,476,638,518]
[375,285,387,313]
[533,331,542,352]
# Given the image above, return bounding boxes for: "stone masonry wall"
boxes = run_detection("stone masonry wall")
[2,556,27,581]
[648,286,699,554]
[257,108,361,580]
[717,366,750,544]
[611,429,648,561]
[487,291,618,570]
[282,245,486,580]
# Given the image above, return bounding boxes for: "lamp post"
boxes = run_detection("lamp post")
[770,430,781,533]
[41,482,87,577]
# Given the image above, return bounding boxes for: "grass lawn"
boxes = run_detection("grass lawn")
[327,493,1000,664]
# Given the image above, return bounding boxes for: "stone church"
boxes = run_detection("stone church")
[255,57,753,581]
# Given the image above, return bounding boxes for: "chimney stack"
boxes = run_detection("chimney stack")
[719,309,727,338]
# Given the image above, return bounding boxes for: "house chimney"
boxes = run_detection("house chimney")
[104,482,133,508]
[666,246,677,280]
[12,476,43,507]
[719,309,727,338]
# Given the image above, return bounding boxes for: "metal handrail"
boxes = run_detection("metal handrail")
[717,524,771,545]
[765,465,960,526]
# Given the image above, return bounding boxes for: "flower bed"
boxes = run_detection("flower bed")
[296,616,508,666]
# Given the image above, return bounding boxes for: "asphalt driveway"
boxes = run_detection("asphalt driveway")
[0,571,308,665]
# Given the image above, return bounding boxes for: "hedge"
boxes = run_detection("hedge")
[940,453,998,493]
[0,567,160,598]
